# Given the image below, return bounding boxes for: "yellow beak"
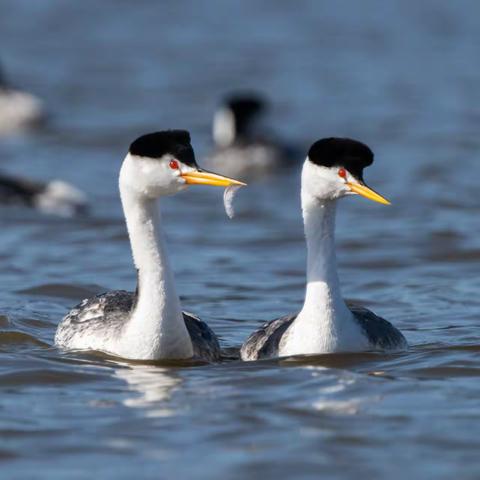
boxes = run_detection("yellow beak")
[181,170,246,187]
[346,182,391,205]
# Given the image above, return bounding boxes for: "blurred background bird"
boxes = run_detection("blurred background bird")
[0,59,88,216]
[0,171,88,217]
[205,92,301,180]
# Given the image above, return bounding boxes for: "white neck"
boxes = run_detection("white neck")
[280,191,358,355]
[301,195,348,315]
[117,161,193,359]
[213,108,236,147]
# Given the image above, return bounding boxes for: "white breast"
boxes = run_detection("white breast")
[279,307,370,356]
[0,89,44,133]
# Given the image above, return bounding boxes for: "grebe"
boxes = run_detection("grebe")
[205,93,298,179]
[55,130,245,361]
[0,62,45,133]
[241,137,407,361]
[0,172,88,217]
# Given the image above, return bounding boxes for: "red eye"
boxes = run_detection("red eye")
[169,160,179,170]
[338,168,347,178]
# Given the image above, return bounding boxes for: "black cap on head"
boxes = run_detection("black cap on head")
[224,93,266,135]
[308,137,374,181]
[129,130,197,167]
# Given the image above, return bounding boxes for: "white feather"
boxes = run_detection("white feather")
[223,185,242,219]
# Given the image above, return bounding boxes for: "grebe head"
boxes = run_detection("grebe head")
[302,137,390,205]
[213,93,266,146]
[122,130,245,198]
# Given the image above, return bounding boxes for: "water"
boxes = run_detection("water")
[1,0,480,478]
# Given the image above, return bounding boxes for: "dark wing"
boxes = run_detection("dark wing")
[0,174,44,207]
[183,311,222,362]
[240,313,297,361]
[347,302,408,351]
[55,290,134,347]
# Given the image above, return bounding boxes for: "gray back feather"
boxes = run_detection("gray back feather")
[183,311,222,362]
[240,313,297,361]
[347,302,407,350]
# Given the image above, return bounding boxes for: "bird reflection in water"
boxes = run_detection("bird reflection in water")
[115,364,183,418]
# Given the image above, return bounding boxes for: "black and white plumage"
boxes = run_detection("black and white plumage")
[0,173,88,217]
[241,137,407,361]
[55,130,245,362]
[205,93,299,179]
[241,305,406,361]
[57,291,221,362]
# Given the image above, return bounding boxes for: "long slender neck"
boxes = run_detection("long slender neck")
[301,192,349,318]
[117,171,192,359]
[122,187,178,302]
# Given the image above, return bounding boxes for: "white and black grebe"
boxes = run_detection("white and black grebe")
[241,137,407,361]
[55,130,245,362]
[0,173,88,217]
[206,93,298,179]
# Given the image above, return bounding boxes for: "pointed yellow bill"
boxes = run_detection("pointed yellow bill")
[346,182,391,205]
[180,170,246,187]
